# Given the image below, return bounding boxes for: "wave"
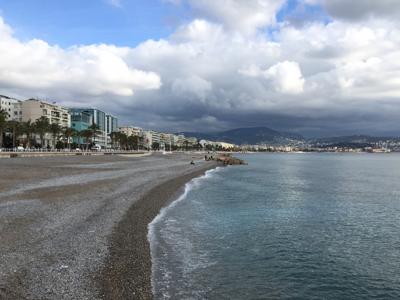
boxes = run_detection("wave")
[147,166,222,297]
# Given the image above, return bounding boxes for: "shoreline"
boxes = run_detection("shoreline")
[98,162,218,299]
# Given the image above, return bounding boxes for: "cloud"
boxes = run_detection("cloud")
[2,1,400,136]
[240,61,305,94]
[166,0,286,35]
[305,0,400,21]
[0,17,161,102]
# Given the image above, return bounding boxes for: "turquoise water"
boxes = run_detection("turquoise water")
[149,153,400,299]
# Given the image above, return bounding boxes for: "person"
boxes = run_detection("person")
[190,160,195,165]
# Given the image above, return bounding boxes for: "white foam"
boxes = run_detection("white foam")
[147,166,222,297]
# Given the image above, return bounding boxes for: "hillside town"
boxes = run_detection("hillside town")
[0,95,235,152]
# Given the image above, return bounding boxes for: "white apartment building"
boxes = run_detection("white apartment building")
[0,95,22,121]
[142,130,162,149]
[119,126,143,137]
[22,99,71,128]
[161,133,174,146]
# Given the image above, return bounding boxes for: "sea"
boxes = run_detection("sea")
[148,153,400,299]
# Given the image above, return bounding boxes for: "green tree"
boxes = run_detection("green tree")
[6,120,22,148]
[118,132,128,150]
[63,127,77,150]
[127,135,139,150]
[21,120,35,148]
[0,109,9,148]
[34,116,50,148]
[50,123,62,150]
[184,140,189,151]
[88,124,101,145]
[110,131,119,149]
[152,142,160,151]
[80,129,93,151]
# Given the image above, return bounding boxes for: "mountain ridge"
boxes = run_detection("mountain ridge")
[178,126,304,145]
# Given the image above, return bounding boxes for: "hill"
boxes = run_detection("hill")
[179,127,304,145]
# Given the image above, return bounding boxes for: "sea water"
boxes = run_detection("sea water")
[149,153,400,299]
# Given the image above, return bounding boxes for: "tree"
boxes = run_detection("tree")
[110,131,119,149]
[0,109,8,148]
[118,132,128,150]
[7,120,22,148]
[152,142,160,151]
[80,129,93,151]
[63,127,77,150]
[184,140,189,151]
[127,135,139,150]
[34,117,50,148]
[128,135,140,150]
[88,124,101,145]
[21,120,35,148]
[50,123,62,149]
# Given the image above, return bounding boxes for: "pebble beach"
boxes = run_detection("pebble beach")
[0,153,217,299]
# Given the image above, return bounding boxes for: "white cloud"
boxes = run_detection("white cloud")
[0,17,161,101]
[168,0,286,35]
[265,61,305,94]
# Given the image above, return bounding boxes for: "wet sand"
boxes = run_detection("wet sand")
[0,153,217,299]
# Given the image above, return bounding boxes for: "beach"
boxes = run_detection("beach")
[0,153,217,299]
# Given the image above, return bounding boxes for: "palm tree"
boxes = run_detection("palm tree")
[50,123,62,150]
[127,135,137,150]
[7,120,22,148]
[110,131,119,149]
[34,116,50,149]
[80,129,93,151]
[88,124,101,145]
[0,109,8,148]
[118,132,128,150]
[129,135,140,150]
[63,127,77,150]
[21,120,35,148]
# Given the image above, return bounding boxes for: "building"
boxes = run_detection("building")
[119,126,143,137]
[22,99,70,127]
[70,110,91,132]
[150,131,161,145]
[20,99,70,148]
[69,108,118,149]
[106,114,118,135]
[0,95,22,121]
[70,110,92,146]
[69,108,107,148]
[161,133,174,147]
[142,130,162,149]
[175,134,186,148]
[106,114,118,148]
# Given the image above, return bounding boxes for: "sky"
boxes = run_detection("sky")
[0,0,400,137]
